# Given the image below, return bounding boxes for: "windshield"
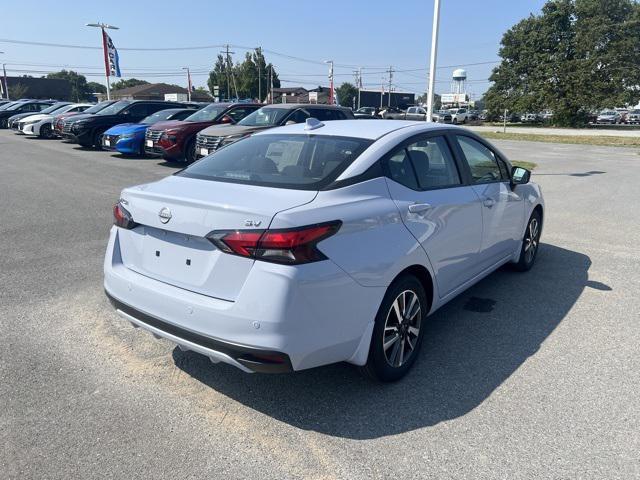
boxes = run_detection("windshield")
[141,109,183,124]
[40,103,68,114]
[179,133,373,190]
[0,102,19,111]
[83,102,112,114]
[238,107,290,126]
[600,111,616,116]
[96,100,131,116]
[184,104,226,122]
[7,102,31,111]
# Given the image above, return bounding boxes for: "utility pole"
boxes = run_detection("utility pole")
[269,64,273,104]
[182,67,191,101]
[353,68,363,110]
[258,61,261,102]
[380,77,385,109]
[221,44,236,101]
[86,22,119,100]
[387,66,394,107]
[426,0,441,122]
[0,51,7,100]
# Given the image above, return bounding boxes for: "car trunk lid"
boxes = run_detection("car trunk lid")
[116,176,317,301]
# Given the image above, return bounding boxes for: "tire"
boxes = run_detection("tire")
[452,118,458,125]
[39,123,53,139]
[92,130,104,149]
[184,137,196,164]
[361,274,428,382]
[513,210,542,272]
[0,119,7,129]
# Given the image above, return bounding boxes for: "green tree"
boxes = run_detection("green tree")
[110,78,150,91]
[207,48,280,101]
[86,81,107,95]
[416,92,441,110]
[336,82,358,108]
[485,0,640,127]
[46,70,90,101]
[8,82,28,100]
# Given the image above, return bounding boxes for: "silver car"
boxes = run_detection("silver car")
[105,119,544,381]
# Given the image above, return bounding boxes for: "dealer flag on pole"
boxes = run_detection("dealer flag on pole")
[102,30,122,77]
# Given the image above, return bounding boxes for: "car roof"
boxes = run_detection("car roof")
[254,119,454,140]
[261,103,350,111]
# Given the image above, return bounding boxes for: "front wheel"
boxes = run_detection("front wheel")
[184,137,196,164]
[39,123,53,139]
[514,210,541,271]
[361,275,427,382]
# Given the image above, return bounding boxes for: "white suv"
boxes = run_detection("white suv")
[449,108,469,124]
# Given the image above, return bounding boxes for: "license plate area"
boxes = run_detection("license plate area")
[200,148,208,156]
[139,228,216,287]
[104,139,111,147]
[146,140,153,147]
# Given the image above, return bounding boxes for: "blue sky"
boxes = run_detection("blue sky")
[0,0,547,99]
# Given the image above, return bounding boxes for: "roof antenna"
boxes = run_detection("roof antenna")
[304,117,324,131]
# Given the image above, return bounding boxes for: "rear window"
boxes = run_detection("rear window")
[179,134,373,190]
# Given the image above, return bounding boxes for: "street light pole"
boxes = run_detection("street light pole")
[86,22,119,100]
[426,0,441,123]
[182,67,191,101]
[0,51,7,100]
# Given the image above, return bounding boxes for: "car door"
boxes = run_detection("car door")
[452,134,525,271]
[384,133,484,297]
[405,107,417,121]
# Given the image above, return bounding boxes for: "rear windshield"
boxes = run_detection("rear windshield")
[178,133,373,190]
[141,109,188,124]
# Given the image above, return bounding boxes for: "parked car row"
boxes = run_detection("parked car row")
[6,98,355,163]
[354,106,480,124]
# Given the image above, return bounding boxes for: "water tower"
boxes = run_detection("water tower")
[451,68,467,94]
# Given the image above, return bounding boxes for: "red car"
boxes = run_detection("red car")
[144,103,261,163]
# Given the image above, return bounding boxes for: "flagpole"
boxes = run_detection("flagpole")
[86,22,119,100]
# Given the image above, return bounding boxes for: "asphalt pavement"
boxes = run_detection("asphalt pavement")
[1,130,638,479]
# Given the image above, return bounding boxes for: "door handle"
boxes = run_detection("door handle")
[483,197,496,208]
[408,203,432,214]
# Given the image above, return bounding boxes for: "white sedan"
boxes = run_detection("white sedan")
[19,103,93,138]
[104,119,544,381]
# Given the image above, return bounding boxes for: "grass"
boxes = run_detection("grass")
[510,160,538,170]
[477,131,640,147]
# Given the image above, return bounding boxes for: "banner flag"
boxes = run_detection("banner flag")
[102,30,122,78]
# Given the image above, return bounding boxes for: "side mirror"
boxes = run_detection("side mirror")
[511,166,531,186]
[220,115,233,124]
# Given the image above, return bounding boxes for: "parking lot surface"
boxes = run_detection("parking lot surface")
[1,131,638,479]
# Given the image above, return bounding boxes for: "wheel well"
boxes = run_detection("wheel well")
[395,265,434,310]
[533,204,543,225]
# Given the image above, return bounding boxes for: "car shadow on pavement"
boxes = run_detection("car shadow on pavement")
[173,243,601,440]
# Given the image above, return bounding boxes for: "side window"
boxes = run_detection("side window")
[456,135,502,184]
[386,149,418,190]
[406,136,461,189]
[172,110,193,121]
[418,108,427,115]
[307,108,338,121]
[227,106,257,122]
[407,107,416,114]
[284,109,309,124]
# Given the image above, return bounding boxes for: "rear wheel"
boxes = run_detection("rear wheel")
[514,210,541,271]
[361,275,427,382]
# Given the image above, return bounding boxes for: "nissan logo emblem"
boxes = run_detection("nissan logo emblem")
[158,207,172,224]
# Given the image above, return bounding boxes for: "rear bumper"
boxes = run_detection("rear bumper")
[106,291,293,373]
[104,226,381,372]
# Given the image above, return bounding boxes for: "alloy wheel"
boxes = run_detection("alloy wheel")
[524,217,539,264]
[382,290,422,368]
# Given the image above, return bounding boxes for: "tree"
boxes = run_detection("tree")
[416,92,441,110]
[207,48,280,101]
[86,82,107,94]
[46,70,90,101]
[8,82,28,100]
[485,0,640,126]
[110,78,149,91]
[336,82,358,108]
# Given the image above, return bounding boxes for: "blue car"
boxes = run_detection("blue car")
[101,108,198,155]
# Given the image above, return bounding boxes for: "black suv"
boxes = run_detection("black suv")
[61,100,191,148]
[0,100,57,129]
[195,103,354,159]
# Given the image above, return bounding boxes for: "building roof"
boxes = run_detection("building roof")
[110,82,212,101]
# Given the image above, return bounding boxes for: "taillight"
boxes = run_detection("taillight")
[113,202,138,230]
[207,221,341,265]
